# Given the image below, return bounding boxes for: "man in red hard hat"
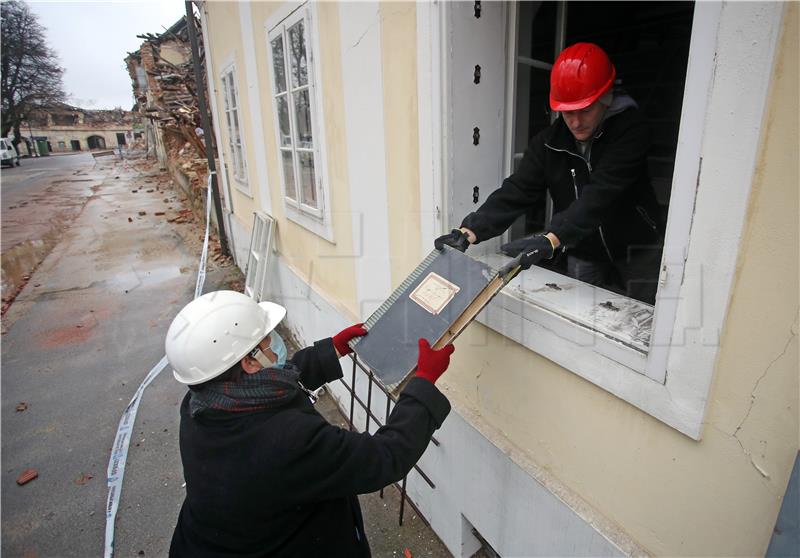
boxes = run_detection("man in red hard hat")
[436,43,664,304]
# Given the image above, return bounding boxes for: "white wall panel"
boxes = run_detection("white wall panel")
[338,2,392,318]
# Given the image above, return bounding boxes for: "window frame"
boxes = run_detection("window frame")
[244,212,276,302]
[266,3,334,242]
[424,1,784,439]
[219,63,250,194]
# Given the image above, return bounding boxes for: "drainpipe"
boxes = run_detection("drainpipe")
[184,0,230,257]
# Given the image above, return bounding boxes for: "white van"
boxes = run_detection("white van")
[1,138,20,167]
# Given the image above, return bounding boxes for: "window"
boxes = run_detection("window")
[429,1,781,438]
[447,1,697,377]
[244,212,276,302]
[268,7,324,221]
[506,2,694,300]
[220,65,248,189]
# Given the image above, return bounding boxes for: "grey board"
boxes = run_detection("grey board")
[767,451,800,557]
[350,247,495,391]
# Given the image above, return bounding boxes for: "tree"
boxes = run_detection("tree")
[1,0,66,148]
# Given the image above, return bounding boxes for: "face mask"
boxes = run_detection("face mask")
[250,347,274,369]
[268,330,288,366]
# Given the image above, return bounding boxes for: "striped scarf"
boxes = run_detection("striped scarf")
[189,365,301,418]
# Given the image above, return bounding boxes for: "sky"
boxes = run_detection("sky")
[28,1,188,110]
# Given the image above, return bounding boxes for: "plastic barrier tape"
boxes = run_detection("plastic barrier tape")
[104,175,214,557]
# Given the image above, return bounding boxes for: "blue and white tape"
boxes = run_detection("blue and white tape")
[104,174,215,558]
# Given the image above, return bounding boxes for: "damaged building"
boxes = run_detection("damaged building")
[125,15,213,208]
[18,103,135,156]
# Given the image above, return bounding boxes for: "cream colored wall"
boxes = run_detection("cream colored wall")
[439,6,799,555]
[204,2,256,224]
[233,2,359,318]
[380,3,422,286]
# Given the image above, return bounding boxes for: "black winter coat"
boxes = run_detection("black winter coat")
[462,107,663,263]
[169,338,450,558]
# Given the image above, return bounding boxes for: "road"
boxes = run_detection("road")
[1,154,238,556]
[1,152,96,204]
[1,153,105,315]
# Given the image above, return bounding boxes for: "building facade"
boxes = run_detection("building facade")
[18,104,134,156]
[198,2,798,556]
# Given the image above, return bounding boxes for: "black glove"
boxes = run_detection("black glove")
[498,235,554,276]
[434,229,470,252]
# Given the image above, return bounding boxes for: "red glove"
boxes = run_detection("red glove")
[333,323,367,356]
[415,338,455,384]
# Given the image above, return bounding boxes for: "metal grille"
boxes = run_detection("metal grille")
[338,353,438,526]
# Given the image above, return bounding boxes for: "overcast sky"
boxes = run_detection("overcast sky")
[29,1,188,110]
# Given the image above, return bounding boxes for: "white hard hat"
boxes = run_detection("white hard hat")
[165,290,286,385]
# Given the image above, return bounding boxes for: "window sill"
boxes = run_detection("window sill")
[474,252,658,383]
[284,201,334,243]
[233,177,251,196]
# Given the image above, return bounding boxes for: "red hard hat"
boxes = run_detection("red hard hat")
[549,43,616,111]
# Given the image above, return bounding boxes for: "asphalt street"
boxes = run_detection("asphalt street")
[1,153,236,556]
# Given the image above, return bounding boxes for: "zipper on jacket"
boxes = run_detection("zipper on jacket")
[570,168,579,199]
[545,143,593,172]
[597,226,614,262]
[636,205,658,231]
[570,167,614,262]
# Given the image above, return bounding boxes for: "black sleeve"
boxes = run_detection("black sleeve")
[461,131,548,242]
[549,115,651,247]
[282,377,450,504]
[290,338,343,390]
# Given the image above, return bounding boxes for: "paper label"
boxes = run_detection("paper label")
[409,272,460,315]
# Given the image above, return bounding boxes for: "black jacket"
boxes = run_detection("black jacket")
[169,338,450,558]
[462,105,663,262]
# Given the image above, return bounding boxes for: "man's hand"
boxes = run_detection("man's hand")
[415,338,455,384]
[498,235,555,277]
[333,323,367,357]
[434,229,470,252]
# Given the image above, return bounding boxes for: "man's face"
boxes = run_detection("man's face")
[561,100,606,141]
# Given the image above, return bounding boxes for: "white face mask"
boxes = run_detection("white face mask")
[249,346,275,369]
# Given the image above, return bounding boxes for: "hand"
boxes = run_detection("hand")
[415,338,455,384]
[498,235,555,276]
[434,229,470,252]
[333,323,367,357]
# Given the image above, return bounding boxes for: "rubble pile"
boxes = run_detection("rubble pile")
[126,15,216,210]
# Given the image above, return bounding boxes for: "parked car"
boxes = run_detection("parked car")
[1,138,21,167]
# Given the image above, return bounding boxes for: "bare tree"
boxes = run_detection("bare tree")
[1,0,66,149]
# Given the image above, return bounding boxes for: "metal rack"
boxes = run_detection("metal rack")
[337,353,438,526]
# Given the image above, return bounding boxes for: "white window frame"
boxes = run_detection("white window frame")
[266,3,333,242]
[244,212,276,302]
[219,62,250,194]
[419,1,784,439]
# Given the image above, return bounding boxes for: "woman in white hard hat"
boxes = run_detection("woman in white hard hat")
[165,290,454,557]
